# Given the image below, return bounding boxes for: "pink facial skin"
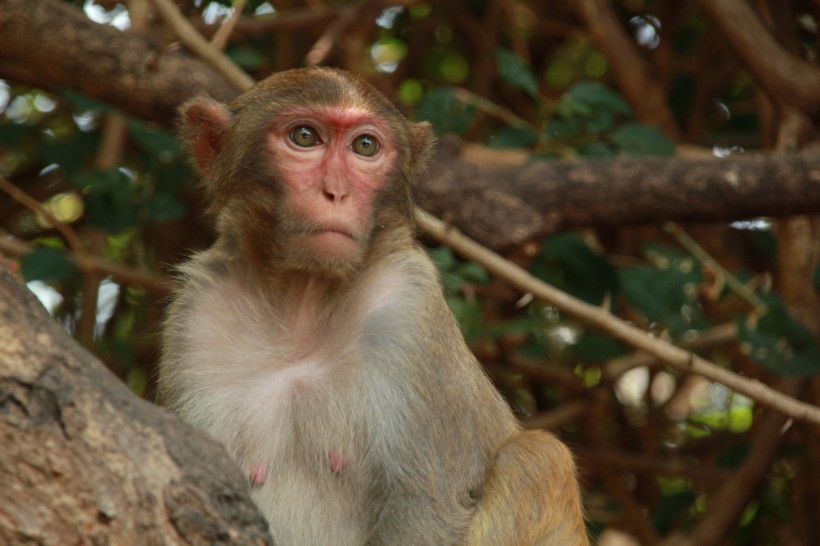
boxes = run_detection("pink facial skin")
[267,106,398,262]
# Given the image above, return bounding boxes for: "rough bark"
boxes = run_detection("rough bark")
[0,0,236,124]
[0,259,272,546]
[418,141,820,248]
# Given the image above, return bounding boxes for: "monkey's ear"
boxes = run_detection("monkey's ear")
[178,99,233,178]
[409,121,437,177]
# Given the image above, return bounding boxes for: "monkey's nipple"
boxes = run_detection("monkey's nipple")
[329,450,347,475]
[249,462,269,486]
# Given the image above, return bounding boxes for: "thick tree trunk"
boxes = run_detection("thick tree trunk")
[0,258,272,545]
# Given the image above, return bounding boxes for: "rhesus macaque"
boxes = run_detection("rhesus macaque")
[159,67,587,546]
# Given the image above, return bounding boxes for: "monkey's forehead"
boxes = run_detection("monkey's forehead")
[232,67,401,121]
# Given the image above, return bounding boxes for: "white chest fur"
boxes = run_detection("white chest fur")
[163,252,439,545]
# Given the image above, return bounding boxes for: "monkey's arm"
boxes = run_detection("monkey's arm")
[466,430,589,546]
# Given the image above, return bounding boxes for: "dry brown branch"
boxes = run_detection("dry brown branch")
[416,209,820,427]
[196,5,342,38]
[418,145,820,249]
[0,176,92,273]
[572,0,680,139]
[0,236,172,295]
[695,0,820,113]
[149,0,254,92]
[0,0,236,123]
[602,322,737,381]
[523,399,588,430]
[210,0,247,51]
[574,447,731,484]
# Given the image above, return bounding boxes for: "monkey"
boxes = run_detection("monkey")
[158,67,588,546]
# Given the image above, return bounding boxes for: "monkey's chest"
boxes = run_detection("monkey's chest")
[222,352,366,473]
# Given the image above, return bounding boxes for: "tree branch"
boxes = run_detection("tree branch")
[149,0,254,92]
[0,0,236,123]
[572,0,680,139]
[695,0,820,113]
[416,208,820,427]
[418,142,820,248]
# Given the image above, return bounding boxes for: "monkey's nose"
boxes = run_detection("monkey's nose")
[322,188,345,203]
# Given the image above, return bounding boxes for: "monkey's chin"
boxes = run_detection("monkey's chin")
[307,231,359,258]
[289,231,364,278]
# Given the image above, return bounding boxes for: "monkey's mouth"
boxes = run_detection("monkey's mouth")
[309,225,356,240]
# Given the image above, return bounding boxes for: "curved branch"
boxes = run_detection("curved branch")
[149,0,254,92]
[572,0,680,139]
[695,0,820,113]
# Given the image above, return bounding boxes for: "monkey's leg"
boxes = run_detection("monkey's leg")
[466,430,589,546]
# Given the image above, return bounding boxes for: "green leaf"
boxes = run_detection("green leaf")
[128,120,180,158]
[428,246,456,271]
[417,87,476,135]
[532,232,618,306]
[486,317,549,336]
[736,294,820,376]
[651,490,696,534]
[563,81,633,117]
[70,169,138,232]
[577,142,616,157]
[446,295,482,339]
[609,123,675,156]
[495,48,540,96]
[61,89,111,113]
[584,110,616,134]
[455,261,489,284]
[143,191,186,222]
[573,332,629,362]
[36,132,100,173]
[618,244,707,335]
[544,116,583,141]
[0,123,35,147]
[489,126,538,148]
[228,46,266,70]
[21,247,75,282]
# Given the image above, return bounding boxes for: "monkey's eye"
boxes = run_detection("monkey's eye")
[290,126,320,147]
[352,134,379,157]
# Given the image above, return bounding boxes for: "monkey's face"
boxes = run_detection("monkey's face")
[266,105,399,275]
[180,68,434,279]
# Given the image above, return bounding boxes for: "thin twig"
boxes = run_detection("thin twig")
[149,0,254,92]
[0,175,92,273]
[210,0,247,51]
[664,221,766,310]
[603,322,737,380]
[0,236,172,294]
[451,88,538,131]
[415,207,820,427]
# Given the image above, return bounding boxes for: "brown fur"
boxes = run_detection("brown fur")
[159,67,587,546]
